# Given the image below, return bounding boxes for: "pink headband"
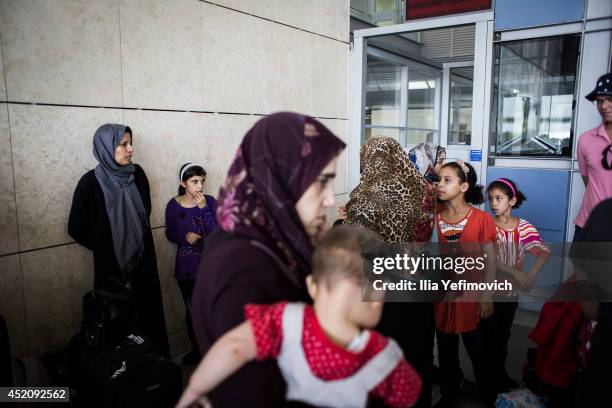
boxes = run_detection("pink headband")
[496,178,516,197]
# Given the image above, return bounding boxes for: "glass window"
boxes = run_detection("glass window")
[495,0,583,31]
[491,35,580,157]
[365,55,402,143]
[366,56,402,127]
[351,0,402,27]
[448,67,474,145]
[365,127,402,143]
[407,68,439,144]
[375,19,397,26]
[365,53,441,147]
[375,0,397,12]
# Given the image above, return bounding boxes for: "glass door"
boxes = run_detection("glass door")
[364,48,442,147]
[350,11,494,190]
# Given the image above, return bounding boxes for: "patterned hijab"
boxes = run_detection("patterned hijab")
[216,112,345,287]
[92,124,148,274]
[346,137,437,243]
[406,143,445,183]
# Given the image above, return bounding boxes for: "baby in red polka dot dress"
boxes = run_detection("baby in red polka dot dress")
[176,225,422,408]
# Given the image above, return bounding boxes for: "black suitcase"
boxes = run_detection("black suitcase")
[75,334,182,407]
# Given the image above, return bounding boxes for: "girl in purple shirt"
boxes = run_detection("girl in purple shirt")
[165,163,218,365]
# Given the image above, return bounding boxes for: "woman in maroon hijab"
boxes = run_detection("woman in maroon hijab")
[191,112,345,407]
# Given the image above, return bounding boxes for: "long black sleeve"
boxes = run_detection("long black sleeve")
[68,173,95,250]
[134,164,152,217]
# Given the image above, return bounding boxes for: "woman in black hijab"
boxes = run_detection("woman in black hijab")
[191,112,345,407]
[68,124,169,356]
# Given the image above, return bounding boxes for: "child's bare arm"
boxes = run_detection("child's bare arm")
[524,251,551,289]
[527,251,550,279]
[176,321,257,408]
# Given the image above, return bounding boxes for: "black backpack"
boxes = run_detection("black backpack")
[81,278,137,348]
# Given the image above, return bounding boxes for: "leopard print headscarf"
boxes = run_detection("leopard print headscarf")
[345,137,437,243]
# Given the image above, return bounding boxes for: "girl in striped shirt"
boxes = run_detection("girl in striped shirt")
[487,178,550,390]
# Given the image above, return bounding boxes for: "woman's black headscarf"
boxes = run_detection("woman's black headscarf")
[216,112,345,287]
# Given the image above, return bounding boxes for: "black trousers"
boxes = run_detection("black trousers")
[177,278,199,354]
[374,302,434,408]
[573,225,583,242]
[492,300,519,381]
[436,316,497,405]
[130,265,170,358]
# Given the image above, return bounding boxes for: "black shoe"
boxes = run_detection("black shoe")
[181,349,201,366]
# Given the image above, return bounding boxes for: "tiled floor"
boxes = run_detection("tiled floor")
[453,307,538,383]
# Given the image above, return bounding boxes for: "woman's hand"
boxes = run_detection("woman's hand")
[186,232,202,244]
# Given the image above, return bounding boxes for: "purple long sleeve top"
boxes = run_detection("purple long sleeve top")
[165,195,218,279]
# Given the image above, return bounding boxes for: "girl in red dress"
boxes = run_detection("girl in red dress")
[434,161,498,406]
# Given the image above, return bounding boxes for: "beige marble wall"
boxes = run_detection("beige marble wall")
[0,0,123,106]
[202,3,349,118]
[21,243,94,353]
[208,0,350,42]
[123,110,208,228]
[0,0,349,356]
[319,119,349,196]
[0,34,6,100]
[0,104,18,255]
[152,228,186,335]
[120,0,204,111]
[9,105,123,251]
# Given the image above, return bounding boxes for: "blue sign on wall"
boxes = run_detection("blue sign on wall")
[470,150,482,162]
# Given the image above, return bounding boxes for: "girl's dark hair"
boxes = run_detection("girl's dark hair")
[178,163,206,196]
[487,178,526,209]
[442,161,484,205]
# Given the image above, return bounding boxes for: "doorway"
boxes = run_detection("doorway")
[349,11,494,191]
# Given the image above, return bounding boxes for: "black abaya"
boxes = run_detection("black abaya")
[69,164,169,356]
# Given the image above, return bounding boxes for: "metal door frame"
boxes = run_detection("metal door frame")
[349,10,495,191]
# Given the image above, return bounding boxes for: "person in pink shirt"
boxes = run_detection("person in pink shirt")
[575,72,612,241]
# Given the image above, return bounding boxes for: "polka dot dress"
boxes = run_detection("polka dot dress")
[245,302,422,407]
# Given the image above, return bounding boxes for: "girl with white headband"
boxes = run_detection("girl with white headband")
[165,162,218,365]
